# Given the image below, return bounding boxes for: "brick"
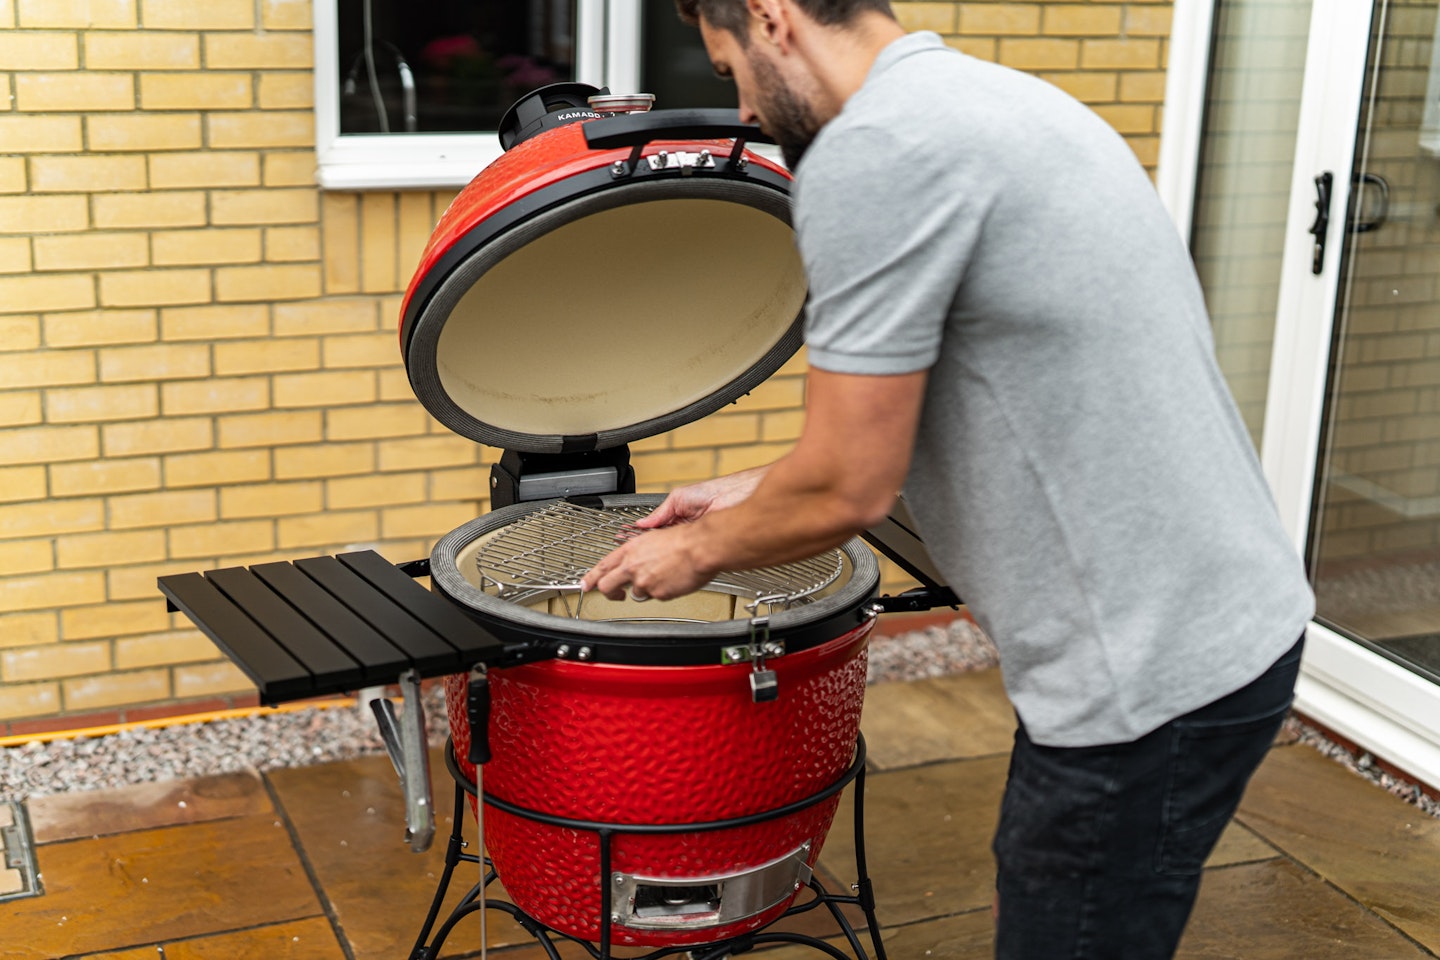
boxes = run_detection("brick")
[1043,5,1123,36]
[1092,103,1157,135]
[207,110,312,149]
[273,369,376,408]
[0,239,30,275]
[998,37,1079,70]
[148,149,259,188]
[258,73,313,110]
[15,72,134,112]
[669,414,760,449]
[211,187,317,225]
[17,0,134,28]
[161,303,268,342]
[63,600,171,642]
[360,192,397,293]
[762,409,805,442]
[893,2,956,32]
[161,376,269,415]
[377,367,413,402]
[31,154,146,193]
[377,435,481,472]
[45,308,156,348]
[380,502,475,541]
[717,442,793,474]
[1,574,106,619]
[0,465,46,503]
[0,539,52,576]
[152,227,262,265]
[324,403,425,441]
[0,31,78,68]
[631,449,715,483]
[0,158,25,195]
[219,480,321,519]
[0,273,95,314]
[99,342,209,382]
[277,509,377,549]
[142,0,253,29]
[1125,5,1173,37]
[64,669,171,711]
[84,29,199,69]
[428,466,487,503]
[101,415,212,455]
[217,409,322,448]
[319,332,398,369]
[0,114,83,152]
[46,382,158,423]
[0,422,98,466]
[173,660,248,699]
[105,557,212,601]
[88,113,202,151]
[325,472,425,510]
[109,487,216,529]
[262,0,310,30]
[212,337,317,376]
[0,391,40,427]
[99,268,211,308]
[396,192,433,271]
[49,456,159,496]
[55,528,166,569]
[139,72,252,110]
[1041,71,1118,103]
[93,190,206,229]
[274,441,372,479]
[114,629,214,669]
[729,376,805,412]
[1126,135,1160,169]
[1080,38,1162,70]
[216,262,321,302]
[164,448,269,487]
[5,348,94,390]
[203,31,311,68]
[169,518,274,557]
[0,612,57,650]
[262,152,316,188]
[274,297,376,336]
[321,192,359,294]
[0,315,39,350]
[961,3,1040,35]
[0,682,60,721]
[265,225,319,262]
[1119,71,1167,103]
[33,232,148,271]
[0,195,88,234]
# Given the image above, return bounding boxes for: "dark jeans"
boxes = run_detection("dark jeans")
[992,635,1305,959]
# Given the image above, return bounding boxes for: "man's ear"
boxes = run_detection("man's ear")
[746,0,794,51]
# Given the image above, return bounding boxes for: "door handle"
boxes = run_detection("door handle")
[1309,171,1333,275]
[1351,172,1389,233]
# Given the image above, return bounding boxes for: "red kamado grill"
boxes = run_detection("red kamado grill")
[159,83,956,960]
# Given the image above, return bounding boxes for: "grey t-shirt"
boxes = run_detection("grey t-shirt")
[795,32,1315,747]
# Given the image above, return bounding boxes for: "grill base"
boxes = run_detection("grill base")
[408,739,889,960]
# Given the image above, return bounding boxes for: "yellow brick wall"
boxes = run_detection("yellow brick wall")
[0,0,1174,730]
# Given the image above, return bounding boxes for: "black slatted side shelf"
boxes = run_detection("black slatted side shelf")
[158,550,507,705]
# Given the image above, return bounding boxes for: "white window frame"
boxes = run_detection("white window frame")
[313,0,634,190]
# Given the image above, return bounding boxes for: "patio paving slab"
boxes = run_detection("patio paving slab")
[1237,741,1440,952]
[27,770,270,844]
[859,669,1016,769]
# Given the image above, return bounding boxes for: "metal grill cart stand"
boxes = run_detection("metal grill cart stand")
[158,87,960,960]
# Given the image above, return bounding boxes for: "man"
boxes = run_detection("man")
[583,2,1315,956]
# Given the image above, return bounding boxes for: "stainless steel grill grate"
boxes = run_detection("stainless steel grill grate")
[474,501,844,617]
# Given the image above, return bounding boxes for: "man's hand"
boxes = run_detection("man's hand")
[634,466,769,529]
[584,522,716,601]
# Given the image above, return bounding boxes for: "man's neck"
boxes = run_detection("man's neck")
[792,13,907,120]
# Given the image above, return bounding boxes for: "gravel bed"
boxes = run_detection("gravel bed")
[2,619,1436,821]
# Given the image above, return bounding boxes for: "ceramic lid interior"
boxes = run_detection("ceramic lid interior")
[406,177,806,453]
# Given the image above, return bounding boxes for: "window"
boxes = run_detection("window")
[315,0,737,190]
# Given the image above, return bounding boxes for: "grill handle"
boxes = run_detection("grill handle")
[583,108,775,151]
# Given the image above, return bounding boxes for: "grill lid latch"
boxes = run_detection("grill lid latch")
[733,596,788,703]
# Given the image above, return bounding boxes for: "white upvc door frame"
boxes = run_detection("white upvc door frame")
[1161,0,1440,789]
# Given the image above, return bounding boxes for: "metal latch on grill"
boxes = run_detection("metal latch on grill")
[646,149,714,174]
[724,598,787,703]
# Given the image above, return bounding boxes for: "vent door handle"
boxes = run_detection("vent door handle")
[1309,171,1334,275]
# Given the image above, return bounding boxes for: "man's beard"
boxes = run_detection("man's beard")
[750,53,820,169]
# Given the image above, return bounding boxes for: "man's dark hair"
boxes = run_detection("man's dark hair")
[676,0,894,41]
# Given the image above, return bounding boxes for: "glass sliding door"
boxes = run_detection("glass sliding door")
[1190,0,1316,448]
[1308,0,1440,684]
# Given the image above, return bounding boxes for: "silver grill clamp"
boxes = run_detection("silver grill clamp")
[370,668,435,853]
